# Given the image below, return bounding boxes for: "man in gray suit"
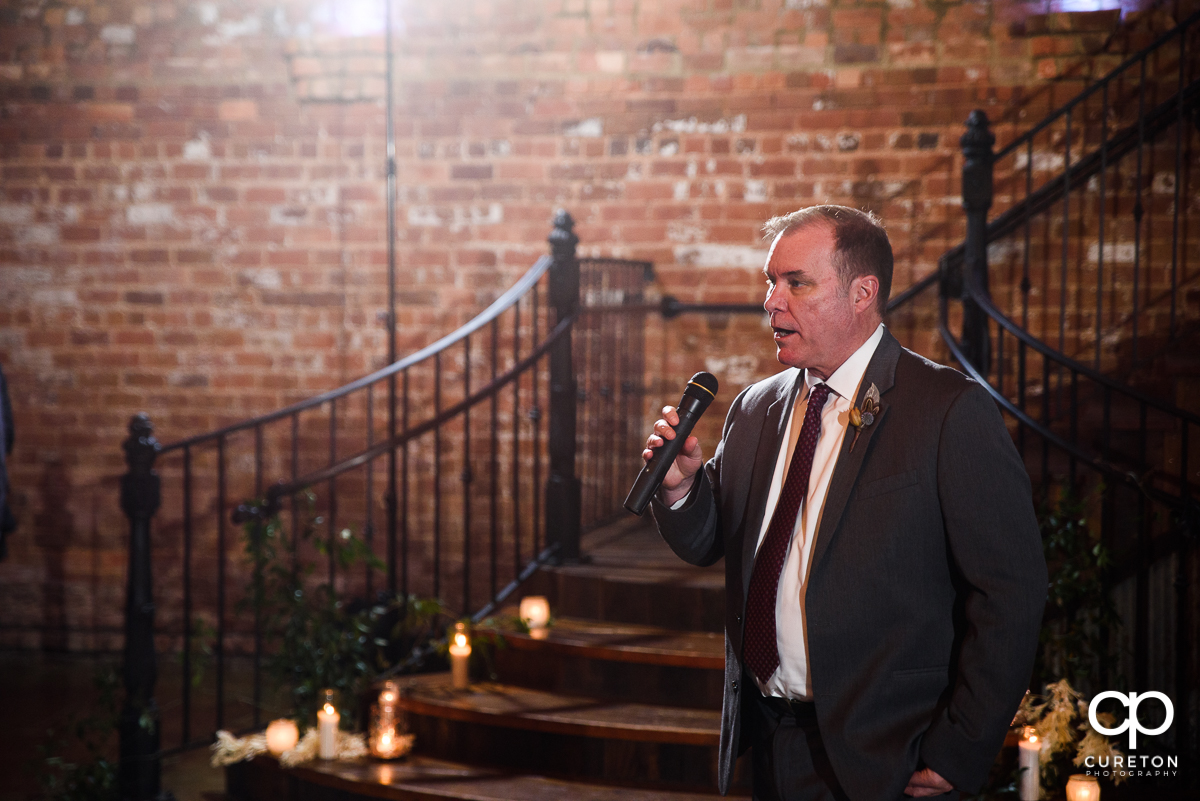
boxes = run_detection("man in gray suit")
[644,206,1047,800]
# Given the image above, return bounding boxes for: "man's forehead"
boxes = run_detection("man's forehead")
[763,225,834,276]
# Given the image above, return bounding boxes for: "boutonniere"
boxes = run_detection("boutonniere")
[848,383,881,453]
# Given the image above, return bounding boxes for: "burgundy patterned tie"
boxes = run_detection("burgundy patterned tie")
[743,382,832,684]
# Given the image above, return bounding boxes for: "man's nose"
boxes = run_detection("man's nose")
[764,283,785,313]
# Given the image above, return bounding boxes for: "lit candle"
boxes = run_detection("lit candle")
[519,596,551,639]
[1018,727,1041,801]
[449,622,471,690]
[317,689,340,760]
[370,680,405,759]
[1066,775,1100,801]
[265,718,299,756]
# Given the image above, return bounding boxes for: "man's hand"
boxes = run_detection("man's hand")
[904,767,953,797]
[643,405,705,507]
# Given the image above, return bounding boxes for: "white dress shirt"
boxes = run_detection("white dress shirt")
[752,322,885,699]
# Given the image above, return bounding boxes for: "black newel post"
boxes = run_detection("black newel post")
[961,109,995,376]
[119,413,163,801]
[546,210,582,563]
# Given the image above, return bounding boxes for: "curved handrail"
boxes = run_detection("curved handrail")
[161,254,553,453]
[976,293,1200,428]
[239,313,574,511]
[995,9,1200,161]
[939,75,1200,273]
[937,309,1195,514]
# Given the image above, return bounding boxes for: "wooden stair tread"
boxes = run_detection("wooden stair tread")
[500,616,723,669]
[399,673,720,745]
[241,754,733,801]
[562,518,723,588]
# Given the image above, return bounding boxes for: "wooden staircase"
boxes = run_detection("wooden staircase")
[226,518,752,800]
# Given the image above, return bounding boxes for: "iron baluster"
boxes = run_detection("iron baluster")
[118,414,163,801]
[960,110,995,375]
[1096,83,1108,370]
[532,282,541,554]
[328,397,337,589]
[366,385,374,599]
[490,317,499,601]
[513,293,522,575]
[546,210,582,562]
[462,336,472,614]
[402,369,410,600]
[291,412,299,574]
[216,434,226,731]
[1132,56,1147,365]
[181,444,192,748]
[434,352,442,599]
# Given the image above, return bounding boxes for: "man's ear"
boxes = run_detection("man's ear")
[852,274,880,313]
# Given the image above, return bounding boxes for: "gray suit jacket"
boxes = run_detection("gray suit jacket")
[652,329,1047,799]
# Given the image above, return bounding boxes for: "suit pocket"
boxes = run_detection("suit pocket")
[857,468,919,500]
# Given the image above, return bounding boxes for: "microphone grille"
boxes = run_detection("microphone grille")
[688,371,719,398]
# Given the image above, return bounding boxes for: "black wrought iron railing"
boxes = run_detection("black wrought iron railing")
[940,12,1200,776]
[115,213,652,787]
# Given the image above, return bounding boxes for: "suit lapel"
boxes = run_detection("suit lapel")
[808,329,902,576]
[740,369,804,599]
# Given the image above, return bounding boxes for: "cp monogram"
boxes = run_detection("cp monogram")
[1088,691,1175,750]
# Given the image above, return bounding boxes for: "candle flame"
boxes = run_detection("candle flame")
[381,733,391,746]
[382,692,394,703]
[323,702,335,715]
[454,632,468,648]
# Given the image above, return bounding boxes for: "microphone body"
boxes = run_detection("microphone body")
[624,372,719,516]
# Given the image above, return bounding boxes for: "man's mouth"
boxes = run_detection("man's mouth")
[772,326,797,339]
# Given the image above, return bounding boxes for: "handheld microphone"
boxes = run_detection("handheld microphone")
[624,371,719,516]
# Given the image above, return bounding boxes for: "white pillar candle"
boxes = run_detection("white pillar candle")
[265,718,299,756]
[317,701,340,759]
[1018,727,1041,801]
[519,596,551,638]
[449,630,472,690]
[1066,775,1100,801]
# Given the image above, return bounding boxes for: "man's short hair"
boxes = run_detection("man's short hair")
[762,205,893,315]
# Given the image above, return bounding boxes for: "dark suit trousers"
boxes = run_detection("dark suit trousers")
[748,687,960,801]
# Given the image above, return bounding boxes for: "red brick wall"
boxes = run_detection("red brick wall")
[0,0,1171,648]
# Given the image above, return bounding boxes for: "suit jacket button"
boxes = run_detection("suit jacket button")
[731,679,739,691]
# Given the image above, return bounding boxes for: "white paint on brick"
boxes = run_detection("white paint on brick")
[0,204,34,224]
[1152,172,1176,195]
[1013,150,1065,171]
[184,133,211,160]
[32,289,78,306]
[675,244,768,269]
[408,206,443,226]
[65,8,86,25]
[653,114,746,135]
[673,181,690,201]
[240,269,283,290]
[706,355,762,386]
[564,118,603,138]
[596,51,625,73]
[195,3,219,25]
[126,204,174,224]
[100,25,135,45]
[659,140,679,156]
[1088,242,1137,263]
[407,204,503,229]
[667,223,707,243]
[216,14,262,40]
[786,0,828,7]
[886,0,915,8]
[745,180,767,203]
[16,225,59,245]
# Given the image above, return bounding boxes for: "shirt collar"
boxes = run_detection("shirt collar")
[803,322,886,401]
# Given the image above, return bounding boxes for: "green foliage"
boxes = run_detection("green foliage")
[38,665,120,801]
[1035,486,1122,698]
[240,491,447,728]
